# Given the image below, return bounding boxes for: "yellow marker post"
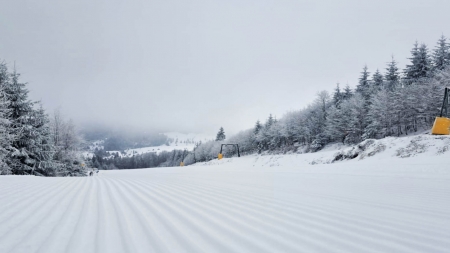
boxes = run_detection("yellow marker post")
[431,117,450,135]
[218,153,223,160]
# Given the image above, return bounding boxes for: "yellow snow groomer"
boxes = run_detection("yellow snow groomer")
[431,87,450,135]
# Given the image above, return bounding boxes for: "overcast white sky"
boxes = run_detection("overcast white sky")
[1,0,450,135]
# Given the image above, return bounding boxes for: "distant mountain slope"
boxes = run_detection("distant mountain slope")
[104,132,214,157]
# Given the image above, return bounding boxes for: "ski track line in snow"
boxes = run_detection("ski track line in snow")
[191,176,450,221]
[0,178,71,224]
[111,177,247,253]
[0,178,51,202]
[161,175,449,239]
[127,177,377,253]
[110,178,204,253]
[117,177,326,253]
[135,171,448,252]
[64,177,99,253]
[133,177,445,252]
[1,178,86,253]
[0,178,81,239]
[97,175,129,253]
[197,173,450,227]
[102,178,138,253]
[128,175,445,253]
[103,177,170,253]
[35,178,93,253]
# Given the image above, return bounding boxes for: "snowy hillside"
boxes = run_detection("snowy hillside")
[106,132,213,157]
[1,133,450,253]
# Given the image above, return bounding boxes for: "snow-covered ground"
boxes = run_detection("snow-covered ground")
[1,134,450,253]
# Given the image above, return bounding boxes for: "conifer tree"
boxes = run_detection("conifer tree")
[416,44,432,78]
[28,103,58,176]
[385,56,400,91]
[364,89,394,138]
[0,79,13,174]
[215,127,226,141]
[342,84,353,100]
[3,66,60,175]
[253,120,262,135]
[332,83,343,108]
[356,65,371,98]
[265,114,274,129]
[404,42,431,83]
[432,35,450,71]
[372,69,384,88]
[3,68,35,174]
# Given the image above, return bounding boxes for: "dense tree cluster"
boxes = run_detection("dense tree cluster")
[0,62,86,176]
[181,36,450,163]
[92,148,191,170]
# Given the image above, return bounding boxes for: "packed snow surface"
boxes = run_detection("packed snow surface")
[1,135,450,253]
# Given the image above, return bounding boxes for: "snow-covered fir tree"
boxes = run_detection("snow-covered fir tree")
[432,35,450,71]
[385,56,400,91]
[356,65,371,99]
[342,84,353,100]
[0,68,14,175]
[404,42,432,83]
[253,120,262,135]
[215,127,226,141]
[372,69,384,88]
[265,114,274,129]
[27,104,59,176]
[364,89,394,138]
[3,68,36,174]
[332,83,343,108]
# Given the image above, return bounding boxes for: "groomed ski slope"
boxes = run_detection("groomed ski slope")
[1,140,450,252]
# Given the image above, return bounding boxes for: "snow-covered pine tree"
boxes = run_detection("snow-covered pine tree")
[3,67,36,174]
[342,84,353,100]
[215,127,226,141]
[251,120,262,152]
[372,69,384,89]
[265,114,274,129]
[432,35,450,72]
[385,56,400,91]
[309,91,331,150]
[332,83,343,108]
[2,66,62,176]
[364,89,394,138]
[416,44,432,79]
[253,120,262,135]
[404,41,420,85]
[347,93,366,142]
[325,106,344,143]
[356,65,371,99]
[404,42,431,84]
[255,114,277,151]
[28,103,59,176]
[0,69,14,175]
[267,121,282,150]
